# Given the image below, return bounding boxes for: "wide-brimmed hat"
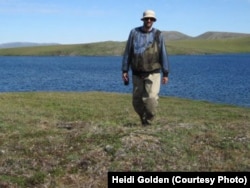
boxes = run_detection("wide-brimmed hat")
[141,10,157,21]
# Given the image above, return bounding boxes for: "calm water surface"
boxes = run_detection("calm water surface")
[0,54,249,107]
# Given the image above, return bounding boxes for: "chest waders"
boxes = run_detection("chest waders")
[130,29,161,74]
[130,29,162,125]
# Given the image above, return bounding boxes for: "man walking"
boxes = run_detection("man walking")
[122,10,170,126]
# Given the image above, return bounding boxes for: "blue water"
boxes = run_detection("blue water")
[0,54,249,108]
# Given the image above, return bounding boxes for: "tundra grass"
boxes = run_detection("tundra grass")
[167,37,250,55]
[0,41,125,56]
[0,37,250,56]
[0,92,249,187]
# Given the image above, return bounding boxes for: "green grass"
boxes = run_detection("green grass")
[0,92,249,187]
[1,37,250,56]
[0,41,125,56]
[167,37,250,55]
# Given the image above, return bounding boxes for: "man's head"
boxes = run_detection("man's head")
[141,10,156,30]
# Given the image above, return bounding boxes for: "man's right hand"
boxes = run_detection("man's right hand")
[122,72,129,82]
[122,72,129,85]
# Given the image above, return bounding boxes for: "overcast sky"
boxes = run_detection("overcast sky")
[1,0,250,44]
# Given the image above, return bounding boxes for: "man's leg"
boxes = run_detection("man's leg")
[132,75,147,125]
[143,73,161,122]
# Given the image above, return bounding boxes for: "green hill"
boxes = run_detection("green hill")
[0,41,125,56]
[0,31,250,56]
[167,37,250,55]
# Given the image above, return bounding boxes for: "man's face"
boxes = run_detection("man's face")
[143,17,155,29]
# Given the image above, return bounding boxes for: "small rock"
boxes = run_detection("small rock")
[104,145,114,153]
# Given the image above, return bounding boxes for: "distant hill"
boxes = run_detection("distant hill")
[195,31,250,39]
[1,32,249,48]
[162,31,192,41]
[0,31,250,55]
[0,42,60,49]
[162,31,250,41]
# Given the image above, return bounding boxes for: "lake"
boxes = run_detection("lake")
[0,54,249,108]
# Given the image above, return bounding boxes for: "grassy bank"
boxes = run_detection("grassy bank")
[0,41,125,56]
[0,92,249,187]
[1,37,250,56]
[167,37,250,55]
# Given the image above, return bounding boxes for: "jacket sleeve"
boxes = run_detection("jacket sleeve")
[121,29,134,73]
[159,32,170,77]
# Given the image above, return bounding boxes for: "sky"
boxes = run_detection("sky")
[1,0,250,44]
